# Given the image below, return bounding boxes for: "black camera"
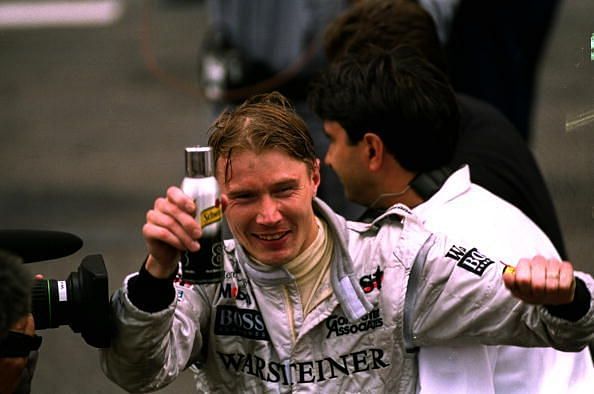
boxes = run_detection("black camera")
[0,230,113,349]
[31,254,112,348]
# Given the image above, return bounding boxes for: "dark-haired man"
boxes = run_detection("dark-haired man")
[308,45,594,392]
[324,0,567,261]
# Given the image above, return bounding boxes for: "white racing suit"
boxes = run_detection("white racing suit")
[101,199,594,393]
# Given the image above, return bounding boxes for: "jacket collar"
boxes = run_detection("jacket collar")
[412,165,471,218]
[231,197,373,322]
[348,203,416,235]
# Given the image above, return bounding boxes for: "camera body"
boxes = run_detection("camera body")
[0,230,113,349]
[31,254,112,348]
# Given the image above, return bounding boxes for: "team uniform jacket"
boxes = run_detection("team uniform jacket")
[413,166,594,394]
[101,199,594,393]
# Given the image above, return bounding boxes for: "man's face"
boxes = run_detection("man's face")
[218,149,320,266]
[323,121,370,205]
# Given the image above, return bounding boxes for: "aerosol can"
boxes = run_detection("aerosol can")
[180,146,224,283]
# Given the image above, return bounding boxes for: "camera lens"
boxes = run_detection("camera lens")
[31,279,70,329]
[30,254,112,348]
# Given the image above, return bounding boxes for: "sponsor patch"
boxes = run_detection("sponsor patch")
[326,309,383,338]
[359,267,384,294]
[446,245,495,276]
[174,266,194,288]
[214,305,270,340]
[216,347,390,385]
[219,278,252,305]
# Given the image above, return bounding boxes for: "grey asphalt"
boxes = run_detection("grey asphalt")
[0,1,592,392]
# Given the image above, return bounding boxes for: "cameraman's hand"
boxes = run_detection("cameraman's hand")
[0,314,35,394]
[143,187,201,278]
[503,255,576,305]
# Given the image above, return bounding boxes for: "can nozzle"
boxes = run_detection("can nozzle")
[185,146,215,177]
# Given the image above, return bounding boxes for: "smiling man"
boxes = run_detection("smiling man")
[216,150,319,266]
[101,92,594,393]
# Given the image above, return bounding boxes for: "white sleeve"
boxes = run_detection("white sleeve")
[406,233,594,352]
[100,273,210,392]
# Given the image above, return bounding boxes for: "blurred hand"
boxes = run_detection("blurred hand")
[0,314,35,394]
[10,314,34,336]
[503,255,576,305]
[142,186,201,278]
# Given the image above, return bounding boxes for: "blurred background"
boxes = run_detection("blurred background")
[0,0,592,392]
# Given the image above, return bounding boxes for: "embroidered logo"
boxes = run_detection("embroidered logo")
[446,245,495,276]
[326,309,383,338]
[216,347,390,385]
[359,267,384,294]
[214,305,270,340]
[219,277,252,305]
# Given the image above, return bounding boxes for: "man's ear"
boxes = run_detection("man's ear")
[363,133,384,172]
[311,158,321,195]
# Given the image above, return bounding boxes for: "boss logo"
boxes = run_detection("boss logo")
[214,305,270,340]
[446,245,495,276]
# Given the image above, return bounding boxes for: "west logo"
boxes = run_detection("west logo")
[219,280,252,305]
[216,347,390,385]
[445,245,467,260]
[359,267,384,293]
[326,309,383,338]
[446,245,495,276]
[215,305,269,340]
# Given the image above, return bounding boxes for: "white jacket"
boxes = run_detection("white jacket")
[413,166,594,394]
[101,198,594,393]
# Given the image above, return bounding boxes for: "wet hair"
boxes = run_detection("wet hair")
[308,47,459,172]
[0,250,31,336]
[323,0,447,72]
[207,92,318,183]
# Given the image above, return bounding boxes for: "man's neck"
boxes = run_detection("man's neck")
[371,187,425,210]
[370,167,425,210]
